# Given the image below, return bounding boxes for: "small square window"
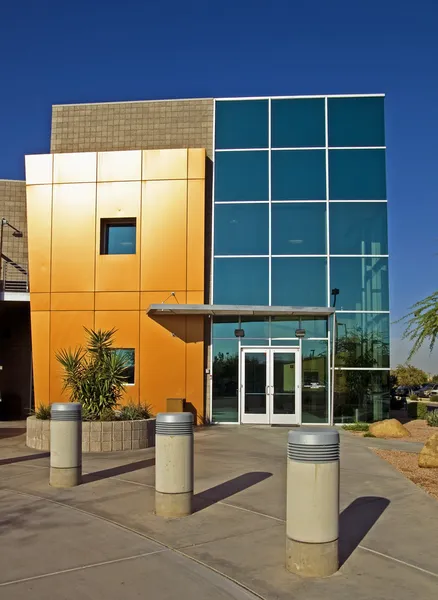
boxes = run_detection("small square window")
[101,218,136,255]
[112,348,135,384]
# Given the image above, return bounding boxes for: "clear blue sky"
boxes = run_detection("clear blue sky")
[1,0,437,369]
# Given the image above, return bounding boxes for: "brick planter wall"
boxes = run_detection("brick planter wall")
[26,416,155,452]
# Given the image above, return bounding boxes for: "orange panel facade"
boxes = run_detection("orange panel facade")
[25,148,206,422]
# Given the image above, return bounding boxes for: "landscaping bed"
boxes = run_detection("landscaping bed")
[372,448,438,501]
[26,416,155,452]
[343,418,437,442]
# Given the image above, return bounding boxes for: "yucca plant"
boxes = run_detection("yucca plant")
[56,328,129,420]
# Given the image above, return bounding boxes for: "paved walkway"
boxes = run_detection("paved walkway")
[0,423,437,599]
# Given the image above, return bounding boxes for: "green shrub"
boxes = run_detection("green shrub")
[407,401,429,420]
[363,432,376,438]
[34,404,51,420]
[408,393,418,401]
[342,422,369,432]
[118,402,153,421]
[99,408,116,422]
[56,328,130,420]
[426,409,438,427]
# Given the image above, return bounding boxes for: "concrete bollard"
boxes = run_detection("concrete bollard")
[50,403,82,488]
[155,412,194,517]
[286,428,340,578]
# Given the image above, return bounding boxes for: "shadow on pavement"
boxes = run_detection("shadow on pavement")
[0,427,26,440]
[82,457,155,484]
[339,496,390,566]
[193,471,272,512]
[0,451,50,466]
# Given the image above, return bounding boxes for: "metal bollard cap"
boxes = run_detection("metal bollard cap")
[288,427,339,463]
[156,412,193,435]
[288,428,339,446]
[51,402,82,421]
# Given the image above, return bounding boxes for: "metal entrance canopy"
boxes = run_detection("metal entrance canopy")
[146,304,335,317]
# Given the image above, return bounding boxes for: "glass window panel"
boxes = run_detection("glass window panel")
[330,202,388,255]
[112,349,135,384]
[215,151,269,201]
[240,339,269,346]
[271,258,327,306]
[213,258,269,304]
[245,352,267,414]
[213,317,239,339]
[329,149,386,200]
[271,317,327,338]
[302,340,328,423]
[271,150,326,200]
[273,351,296,416]
[330,257,389,311]
[328,97,385,147]
[334,370,390,423]
[102,219,136,255]
[272,203,326,255]
[240,317,270,338]
[271,339,300,346]
[215,100,268,149]
[212,340,239,422]
[271,98,325,148]
[335,313,389,368]
[214,203,269,255]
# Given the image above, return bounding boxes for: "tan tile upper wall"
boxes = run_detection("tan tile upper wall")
[50,99,214,157]
[0,180,28,280]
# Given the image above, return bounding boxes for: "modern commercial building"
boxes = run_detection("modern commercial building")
[1,94,390,424]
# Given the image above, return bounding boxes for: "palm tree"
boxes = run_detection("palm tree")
[56,328,129,419]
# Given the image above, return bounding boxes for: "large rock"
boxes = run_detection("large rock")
[369,419,411,438]
[418,432,438,468]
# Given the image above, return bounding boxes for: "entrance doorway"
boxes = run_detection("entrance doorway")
[240,347,301,425]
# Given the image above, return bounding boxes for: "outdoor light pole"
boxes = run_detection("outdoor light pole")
[0,218,23,287]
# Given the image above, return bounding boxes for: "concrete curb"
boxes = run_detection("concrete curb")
[26,416,156,452]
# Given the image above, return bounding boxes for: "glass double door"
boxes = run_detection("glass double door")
[241,348,301,425]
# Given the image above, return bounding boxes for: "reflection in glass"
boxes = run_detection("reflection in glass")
[273,352,296,415]
[104,221,136,255]
[334,370,390,423]
[244,353,267,414]
[330,257,389,311]
[212,340,239,422]
[272,203,326,255]
[215,151,269,201]
[272,150,326,200]
[240,339,269,346]
[301,340,328,423]
[330,202,388,255]
[215,100,269,149]
[240,317,270,338]
[214,203,269,255]
[271,258,327,306]
[328,97,385,148]
[213,317,239,339]
[214,258,269,305]
[335,313,390,368]
[271,317,327,338]
[329,149,386,200]
[271,339,300,346]
[271,98,325,148]
[112,349,135,384]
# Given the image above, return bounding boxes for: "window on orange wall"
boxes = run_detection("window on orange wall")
[111,349,135,384]
[101,218,136,255]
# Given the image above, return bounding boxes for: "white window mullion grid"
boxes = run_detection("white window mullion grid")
[325,96,331,309]
[268,98,272,306]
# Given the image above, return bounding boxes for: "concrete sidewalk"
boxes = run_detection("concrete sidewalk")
[0,424,437,599]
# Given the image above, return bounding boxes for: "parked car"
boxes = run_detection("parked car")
[393,386,419,399]
[417,384,438,398]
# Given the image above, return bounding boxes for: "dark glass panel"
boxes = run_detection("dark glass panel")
[302,340,328,423]
[334,370,390,423]
[212,339,239,422]
[215,100,269,149]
